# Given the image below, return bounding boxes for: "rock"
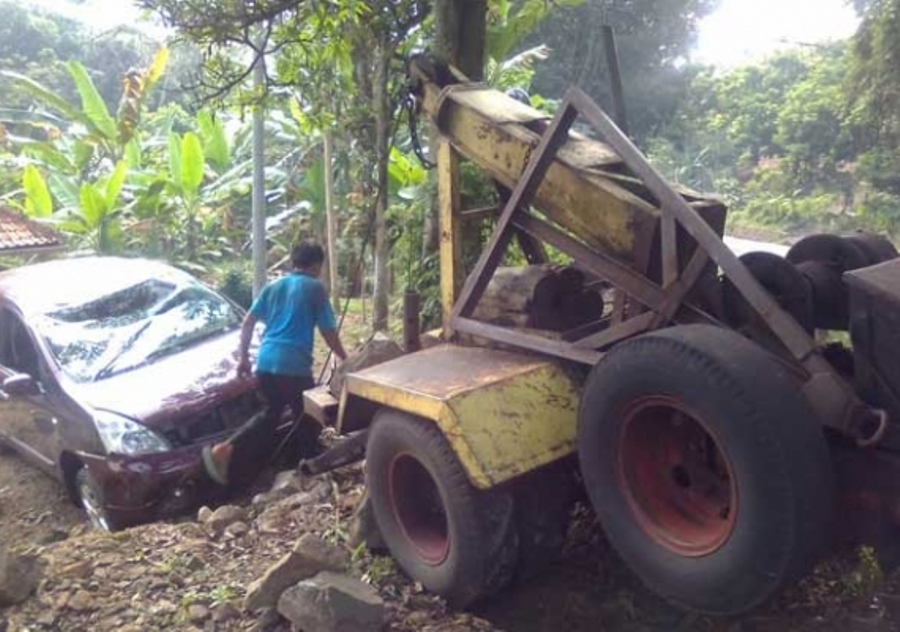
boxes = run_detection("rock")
[0,547,44,606]
[36,528,70,545]
[277,571,384,632]
[252,489,291,507]
[349,490,385,551]
[68,589,95,612]
[58,559,93,579]
[208,505,246,532]
[187,603,210,623]
[272,469,307,494]
[212,601,241,623]
[225,521,250,538]
[197,506,213,523]
[244,533,349,611]
[256,505,291,535]
[248,608,282,632]
[331,332,403,397]
[282,491,316,510]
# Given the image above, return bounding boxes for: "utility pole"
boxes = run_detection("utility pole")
[324,130,339,310]
[251,36,267,297]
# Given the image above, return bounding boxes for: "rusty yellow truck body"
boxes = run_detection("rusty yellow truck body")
[304,56,900,617]
[336,345,579,489]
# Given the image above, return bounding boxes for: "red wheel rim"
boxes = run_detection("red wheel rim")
[618,397,738,557]
[388,453,450,565]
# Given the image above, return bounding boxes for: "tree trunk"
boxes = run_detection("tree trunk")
[372,40,391,333]
[424,0,489,262]
[434,0,487,80]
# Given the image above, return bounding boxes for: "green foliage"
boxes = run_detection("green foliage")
[215,262,254,309]
[528,0,722,143]
[22,165,52,218]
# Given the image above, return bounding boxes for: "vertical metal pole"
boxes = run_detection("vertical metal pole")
[251,38,267,298]
[603,24,631,322]
[601,24,628,136]
[403,290,421,352]
[437,139,461,339]
[324,130,339,309]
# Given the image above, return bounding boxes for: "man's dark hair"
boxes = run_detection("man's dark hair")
[291,241,325,269]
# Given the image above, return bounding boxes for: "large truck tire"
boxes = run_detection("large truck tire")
[366,409,517,607]
[577,325,833,615]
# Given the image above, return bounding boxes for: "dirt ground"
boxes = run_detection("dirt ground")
[3,443,900,632]
[0,446,85,550]
[4,307,900,630]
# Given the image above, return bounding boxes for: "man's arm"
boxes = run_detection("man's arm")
[237,312,258,377]
[320,328,347,362]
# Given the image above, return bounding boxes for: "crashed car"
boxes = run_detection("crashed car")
[0,256,264,530]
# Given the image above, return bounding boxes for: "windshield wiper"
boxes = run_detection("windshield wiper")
[93,320,153,380]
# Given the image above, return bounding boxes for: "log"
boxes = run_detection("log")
[471,265,555,327]
[471,264,605,333]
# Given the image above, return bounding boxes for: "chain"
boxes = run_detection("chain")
[403,87,436,170]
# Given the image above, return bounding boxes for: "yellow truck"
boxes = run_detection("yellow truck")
[303,56,900,616]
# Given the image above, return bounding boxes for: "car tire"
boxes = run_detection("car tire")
[366,409,518,607]
[0,436,14,454]
[577,325,833,615]
[75,468,119,532]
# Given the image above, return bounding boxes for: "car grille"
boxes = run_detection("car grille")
[162,391,261,447]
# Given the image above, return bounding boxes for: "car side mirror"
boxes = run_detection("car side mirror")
[2,374,41,397]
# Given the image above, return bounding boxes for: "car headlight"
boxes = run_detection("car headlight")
[93,410,172,456]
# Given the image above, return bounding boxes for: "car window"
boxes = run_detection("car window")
[37,279,241,382]
[0,309,43,380]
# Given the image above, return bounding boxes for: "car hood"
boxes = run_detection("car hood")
[68,329,254,429]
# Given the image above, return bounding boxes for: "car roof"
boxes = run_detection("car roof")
[0,256,197,317]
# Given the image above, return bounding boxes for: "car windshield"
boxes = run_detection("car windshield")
[37,277,242,382]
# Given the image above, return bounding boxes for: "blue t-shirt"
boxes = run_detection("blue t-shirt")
[249,273,336,377]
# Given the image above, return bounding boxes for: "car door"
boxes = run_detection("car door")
[0,307,61,472]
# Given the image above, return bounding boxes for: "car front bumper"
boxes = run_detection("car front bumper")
[78,445,218,528]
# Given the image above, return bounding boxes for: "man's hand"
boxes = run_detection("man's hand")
[321,329,348,362]
[237,312,258,379]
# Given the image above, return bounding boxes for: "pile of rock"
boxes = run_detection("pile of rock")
[193,472,385,632]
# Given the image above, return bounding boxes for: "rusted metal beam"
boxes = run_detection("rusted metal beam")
[512,213,663,311]
[567,89,815,361]
[452,98,579,320]
[565,88,864,434]
[438,139,462,338]
[452,316,602,365]
[574,312,656,350]
[650,249,710,329]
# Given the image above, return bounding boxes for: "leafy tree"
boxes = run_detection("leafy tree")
[526,0,721,142]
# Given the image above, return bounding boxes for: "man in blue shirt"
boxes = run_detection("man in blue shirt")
[202,241,347,485]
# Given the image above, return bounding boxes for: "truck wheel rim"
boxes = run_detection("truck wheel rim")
[388,453,450,565]
[618,397,737,557]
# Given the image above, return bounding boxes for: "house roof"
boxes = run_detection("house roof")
[0,207,65,254]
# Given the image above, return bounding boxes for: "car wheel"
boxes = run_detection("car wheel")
[577,325,833,615]
[75,468,117,532]
[366,409,518,607]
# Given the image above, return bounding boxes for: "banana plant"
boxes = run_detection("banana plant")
[52,160,129,253]
[1,49,169,167]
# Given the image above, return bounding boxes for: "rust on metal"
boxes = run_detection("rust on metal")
[340,345,581,488]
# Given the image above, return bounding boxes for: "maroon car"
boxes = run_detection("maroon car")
[0,256,262,529]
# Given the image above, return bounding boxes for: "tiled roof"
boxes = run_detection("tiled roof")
[0,207,64,253]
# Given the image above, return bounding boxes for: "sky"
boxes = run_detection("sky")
[23,0,861,70]
[693,0,861,68]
